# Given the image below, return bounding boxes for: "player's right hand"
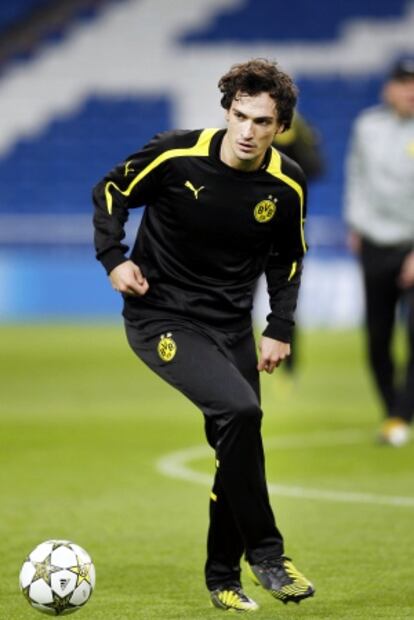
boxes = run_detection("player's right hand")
[109,260,149,296]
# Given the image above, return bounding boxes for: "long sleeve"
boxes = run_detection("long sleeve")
[92,133,167,274]
[263,256,303,342]
[263,160,307,342]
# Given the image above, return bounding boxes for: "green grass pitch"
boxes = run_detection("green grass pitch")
[1,324,413,619]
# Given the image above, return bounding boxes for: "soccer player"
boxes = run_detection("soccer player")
[345,57,414,447]
[93,58,315,612]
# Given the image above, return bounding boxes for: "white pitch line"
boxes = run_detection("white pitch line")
[156,430,414,508]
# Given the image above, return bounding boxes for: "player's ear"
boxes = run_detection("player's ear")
[275,123,285,135]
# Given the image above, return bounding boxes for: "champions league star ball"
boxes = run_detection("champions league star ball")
[19,540,96,615]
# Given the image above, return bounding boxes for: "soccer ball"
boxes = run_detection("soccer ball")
[19,539,96,615]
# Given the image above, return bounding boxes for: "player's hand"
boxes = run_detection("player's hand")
[257,336,290,374]
[109,260,149,296]
[398,251,414,289]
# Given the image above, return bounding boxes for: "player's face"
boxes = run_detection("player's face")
[222,91,284,171]
[383,78,414,117]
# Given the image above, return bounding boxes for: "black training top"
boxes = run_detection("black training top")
[92,128,307,342]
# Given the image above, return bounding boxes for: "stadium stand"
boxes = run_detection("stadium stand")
[181,0,409,42]
[0,0,52,32]
[0,0,413,321]
[0,96,171,217]
[0,0,116,66]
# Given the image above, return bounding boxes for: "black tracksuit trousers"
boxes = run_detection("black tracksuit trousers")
[360,239,414,422]
[124,314,284,590]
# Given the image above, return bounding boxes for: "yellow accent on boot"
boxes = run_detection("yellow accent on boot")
[378,417,410,447]
[248,557,315,604]
[210,587,259,612]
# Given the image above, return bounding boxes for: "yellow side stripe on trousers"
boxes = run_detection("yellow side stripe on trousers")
[288,261,297,281]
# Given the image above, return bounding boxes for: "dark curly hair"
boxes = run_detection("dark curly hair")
[218,58,298,130]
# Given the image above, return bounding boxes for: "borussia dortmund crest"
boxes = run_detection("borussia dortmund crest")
[254,197,277,223]
[157,333,177,362]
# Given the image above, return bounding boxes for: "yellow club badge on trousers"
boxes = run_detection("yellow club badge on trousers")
[157,333,177,362]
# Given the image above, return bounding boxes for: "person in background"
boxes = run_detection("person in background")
[344,57,414,446]
[272,112,324,374]
[274,112,324,181]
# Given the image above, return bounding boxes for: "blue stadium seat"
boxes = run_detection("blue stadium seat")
[0,96,171,215]
[0,0,52,32]
[181,0,408,43]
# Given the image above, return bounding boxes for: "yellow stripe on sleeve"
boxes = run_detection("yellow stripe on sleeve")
[266,148,307,254]
[105,128,219,215]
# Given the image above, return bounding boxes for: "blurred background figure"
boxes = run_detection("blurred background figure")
[273,112,324,182]
[273,111,324,375]
[344,56,414,447]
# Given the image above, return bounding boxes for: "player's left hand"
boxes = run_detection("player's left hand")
[257,336,290,373]
[398,251,414,289]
